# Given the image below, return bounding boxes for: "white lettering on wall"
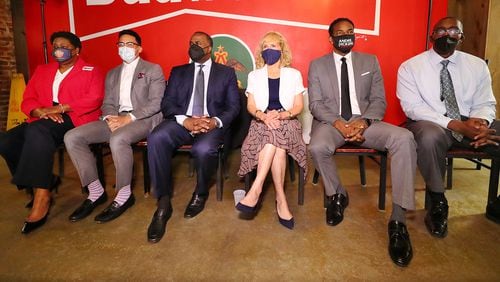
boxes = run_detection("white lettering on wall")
[87,0,185,5]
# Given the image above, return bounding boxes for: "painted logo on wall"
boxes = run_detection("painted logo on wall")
[211,34,255,89]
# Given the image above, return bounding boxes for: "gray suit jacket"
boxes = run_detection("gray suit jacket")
[308,51,386,129]
[102,58,165,131]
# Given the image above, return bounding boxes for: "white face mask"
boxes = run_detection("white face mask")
[118,46,136,63]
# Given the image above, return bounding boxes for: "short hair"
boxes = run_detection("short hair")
[118,29,142,45]
[433,16,463,32]
[193,31,213,47]
[328,18,355,36]
[255,31,292,69]
[50,31,81,50]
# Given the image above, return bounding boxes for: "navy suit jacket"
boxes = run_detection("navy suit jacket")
[161,62,240,129]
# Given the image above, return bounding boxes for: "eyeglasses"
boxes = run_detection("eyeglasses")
[116,42,139,48]
[433,27,462,37]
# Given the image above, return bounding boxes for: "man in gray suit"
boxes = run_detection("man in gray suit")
[308,18,416,267]
[64,29,165,223]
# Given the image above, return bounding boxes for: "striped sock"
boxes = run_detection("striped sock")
[87,180,104,202]
[114,185,131,206]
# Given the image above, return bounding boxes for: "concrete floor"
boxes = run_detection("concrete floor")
[0,150,499,281]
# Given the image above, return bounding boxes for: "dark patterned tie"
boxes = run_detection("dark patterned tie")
[340,57,352,121]
[192,64,205,116]
[440,60,463,141]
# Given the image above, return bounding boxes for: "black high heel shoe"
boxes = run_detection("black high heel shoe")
[236,195,263,220]
[276,201,294,230]
[21,198,53,234]
[278,216,294,230]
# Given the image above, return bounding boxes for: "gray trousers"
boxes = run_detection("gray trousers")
[64,118,151,190]
[309,121,417,210]
[406,119,500,193]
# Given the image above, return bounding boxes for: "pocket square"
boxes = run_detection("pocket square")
[137,72,145,79]
[361,71,370,76]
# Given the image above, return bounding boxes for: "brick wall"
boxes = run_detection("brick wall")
[0,0,16,132]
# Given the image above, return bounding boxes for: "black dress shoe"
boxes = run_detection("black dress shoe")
[69,192,108,222]
[184,194,207,218]
[326,192,349,226]
[486,196,500,224]
[21,198,53,234]
[388,221,413,267]
[94,194,135,223]
[147,206,173,243]
[21,214,48,234]
[425,200,448,238]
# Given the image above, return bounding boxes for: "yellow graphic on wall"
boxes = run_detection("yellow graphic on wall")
[7,73,27,130]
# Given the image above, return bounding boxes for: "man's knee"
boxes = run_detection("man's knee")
[191,142,217,159]
[309,139,331,159]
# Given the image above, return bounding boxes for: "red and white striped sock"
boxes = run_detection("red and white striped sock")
[87,180,104,202]
[114,185,131,206]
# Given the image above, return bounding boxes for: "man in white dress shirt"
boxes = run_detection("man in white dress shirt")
[397,17,500,234]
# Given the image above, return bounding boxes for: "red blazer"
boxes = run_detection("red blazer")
[21,58,105,127]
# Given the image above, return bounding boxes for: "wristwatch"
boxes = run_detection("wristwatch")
[365,119,378,126]
[214,118,221,128]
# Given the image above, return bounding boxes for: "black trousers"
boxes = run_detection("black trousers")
[0,115,74,190]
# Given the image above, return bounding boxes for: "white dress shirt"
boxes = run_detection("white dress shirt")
[397,49,496,128]
[333,52,361,116]
[119,56,139,113]
[52,66,73,103]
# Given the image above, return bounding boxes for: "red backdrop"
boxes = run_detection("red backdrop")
[24,0,447,125]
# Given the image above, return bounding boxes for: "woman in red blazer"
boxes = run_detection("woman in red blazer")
[0,31,104,234]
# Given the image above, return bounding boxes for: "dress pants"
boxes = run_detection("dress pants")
[147,120,223,198]
[309,121,417,210]
[0,116,74,189]
[406,119,500,193]
[64,118,151,190]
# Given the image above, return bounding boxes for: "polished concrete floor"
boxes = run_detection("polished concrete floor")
[0,149,499,281]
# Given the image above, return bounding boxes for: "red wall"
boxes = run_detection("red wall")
[23,0,447,125]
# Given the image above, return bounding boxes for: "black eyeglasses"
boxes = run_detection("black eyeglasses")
[433,27,462,37]
[116,42,139,48]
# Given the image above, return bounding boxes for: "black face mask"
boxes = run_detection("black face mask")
[189,44,206,62]
[333,34,355,54]
[433,36,459,55]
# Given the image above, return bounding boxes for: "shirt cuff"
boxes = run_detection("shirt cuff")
[176,115,187,126]
[214,117,223,128]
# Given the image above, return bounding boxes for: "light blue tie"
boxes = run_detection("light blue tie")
[192,64,205,116]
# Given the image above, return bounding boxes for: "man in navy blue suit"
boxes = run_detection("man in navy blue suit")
[146,31,240,243]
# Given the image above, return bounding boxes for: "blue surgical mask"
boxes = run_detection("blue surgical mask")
[119,46,136,63]
[262,49,281,65]
[52,47,73,62]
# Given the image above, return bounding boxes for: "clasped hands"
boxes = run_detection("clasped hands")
[258,110,289,130]
[334,119,368,143]
[105,115,132,132]
[450,118,499,148]
[183,116,217,135]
